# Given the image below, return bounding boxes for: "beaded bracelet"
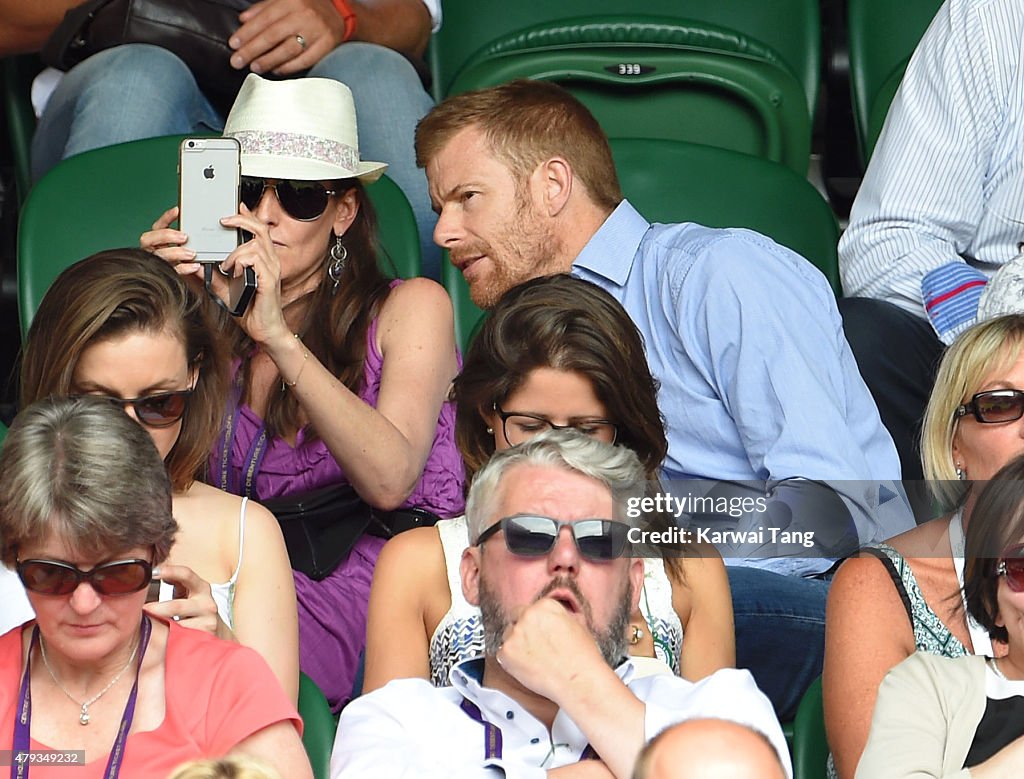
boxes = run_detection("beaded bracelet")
[331,0,358,42]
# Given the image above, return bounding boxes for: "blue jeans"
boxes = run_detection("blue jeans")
[727,565,829,722]
[32,42,441,279]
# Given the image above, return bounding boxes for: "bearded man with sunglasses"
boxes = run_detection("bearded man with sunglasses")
[331,431,789,779]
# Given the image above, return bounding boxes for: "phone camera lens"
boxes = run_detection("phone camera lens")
[187,141,196,148]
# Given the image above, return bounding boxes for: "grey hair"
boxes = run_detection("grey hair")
[0,396,178,567]
[464,429,646,542]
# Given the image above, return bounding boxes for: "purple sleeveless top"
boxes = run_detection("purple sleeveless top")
[209,281,465,517]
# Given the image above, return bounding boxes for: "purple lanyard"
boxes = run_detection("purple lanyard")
[11,617,152,779]
[213,374,270,499]
[459,697,599,762]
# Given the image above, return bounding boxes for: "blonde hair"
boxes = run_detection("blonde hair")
[167,757,281,779]
[921,314,1024,510]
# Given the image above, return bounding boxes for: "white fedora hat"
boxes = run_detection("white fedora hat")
[224,74,388,183]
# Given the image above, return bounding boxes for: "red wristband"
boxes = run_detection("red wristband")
[331,0,358,41]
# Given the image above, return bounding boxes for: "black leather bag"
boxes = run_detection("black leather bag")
[261,483,440,581]
[41,0,251,109]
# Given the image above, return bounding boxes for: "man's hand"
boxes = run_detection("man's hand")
[230,0,346,75]
[496,598,610,704]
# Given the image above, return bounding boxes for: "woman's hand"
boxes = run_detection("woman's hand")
[144,562,235,642]
[140,206,206,293]
[216,203,293,348]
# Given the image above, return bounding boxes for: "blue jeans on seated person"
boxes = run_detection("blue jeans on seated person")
[31,42,441,279]
[727,564,829,722]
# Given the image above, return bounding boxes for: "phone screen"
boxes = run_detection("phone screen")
[178,137,241,263]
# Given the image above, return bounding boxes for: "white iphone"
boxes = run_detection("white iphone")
[178,137,241,263]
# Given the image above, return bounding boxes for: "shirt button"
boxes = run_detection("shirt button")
[505,711,514,720]
[530,738,540,744]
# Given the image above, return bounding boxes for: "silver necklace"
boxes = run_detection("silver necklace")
[38,634,140,725]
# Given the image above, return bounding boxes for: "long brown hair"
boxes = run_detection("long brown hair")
[454,274,666,481]
[228,181,392,439]
[20,248,228,492]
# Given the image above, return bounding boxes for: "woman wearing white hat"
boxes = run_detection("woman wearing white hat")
[142,74,464,711]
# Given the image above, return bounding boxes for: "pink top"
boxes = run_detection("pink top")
[210,281,465,516]
[0,619,301,778]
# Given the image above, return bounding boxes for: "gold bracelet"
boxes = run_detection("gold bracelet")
[283,333,309,389]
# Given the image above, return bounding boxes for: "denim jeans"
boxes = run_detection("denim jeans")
[32,42,441,279]
[727,565,829,722]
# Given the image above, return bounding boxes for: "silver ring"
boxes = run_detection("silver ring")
[296,34,307,50]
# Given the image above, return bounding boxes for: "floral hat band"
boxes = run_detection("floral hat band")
[223,74,388,184]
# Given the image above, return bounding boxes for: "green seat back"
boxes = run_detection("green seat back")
[610,139,840,294]
[0,420,7,449]
[792,676,827,779]
[442,254,485,353]
[431,0,821,116]
[1,55,42,204]
[445,17,812,173]
[848,0,944,163]
[298,672,336,779]
[17,135,421,337]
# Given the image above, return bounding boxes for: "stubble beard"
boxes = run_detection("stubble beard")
[478,573,633,669]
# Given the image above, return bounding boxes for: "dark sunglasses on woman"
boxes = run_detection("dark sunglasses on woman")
[475,514,630,561]
[71,389,192,428]
[956,389,1024,423]
[240,176,337,222]
[17,559,153,596]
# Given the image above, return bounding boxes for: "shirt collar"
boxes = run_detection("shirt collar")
[572,199,650,286]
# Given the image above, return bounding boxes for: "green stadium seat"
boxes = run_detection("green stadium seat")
[610,138,840,294]
[298,672,336,779]
[431,1,820,113]
[792,676,827,779]
[848,0,944,163]
[1,55,42,205]
[17,135,421,337]
[441,252,485,354]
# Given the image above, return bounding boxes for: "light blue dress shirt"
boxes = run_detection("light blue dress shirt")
[572,201,912,574]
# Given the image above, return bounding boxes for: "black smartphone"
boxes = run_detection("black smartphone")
[227,265,258,317]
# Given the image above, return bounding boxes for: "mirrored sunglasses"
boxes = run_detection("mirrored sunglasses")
[73,389,192,428]
[17,559,153,596]
[240,176,336,221]
[956,389,1024,424]
[476,514,630,561]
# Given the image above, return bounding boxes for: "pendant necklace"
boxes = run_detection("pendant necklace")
[38,633,140,725]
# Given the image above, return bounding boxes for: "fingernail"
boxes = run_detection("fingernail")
[250,62,263,74]
[229,37,240,49]
[151,566,161,577]
[184,248,196,258]
[230,54,244,69]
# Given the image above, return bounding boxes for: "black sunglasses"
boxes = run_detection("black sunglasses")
[240,176,337,221]
[475,514,630,561]
[17,558,153,596]
[72,389,192,428]
[955,389,1024,424]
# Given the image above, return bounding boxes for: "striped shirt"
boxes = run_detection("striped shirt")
[839,0,1024,344]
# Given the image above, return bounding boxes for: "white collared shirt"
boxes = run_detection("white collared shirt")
[330,657,791,778]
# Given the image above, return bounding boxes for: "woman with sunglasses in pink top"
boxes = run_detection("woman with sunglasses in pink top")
[0,397,310,779]
[141,74,463,711]
[21,249,299,705]
[857,456,1024,777]
[825,314,1024,778]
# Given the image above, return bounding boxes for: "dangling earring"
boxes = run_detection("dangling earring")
[328,235,348,294]
[956,464,966,481]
